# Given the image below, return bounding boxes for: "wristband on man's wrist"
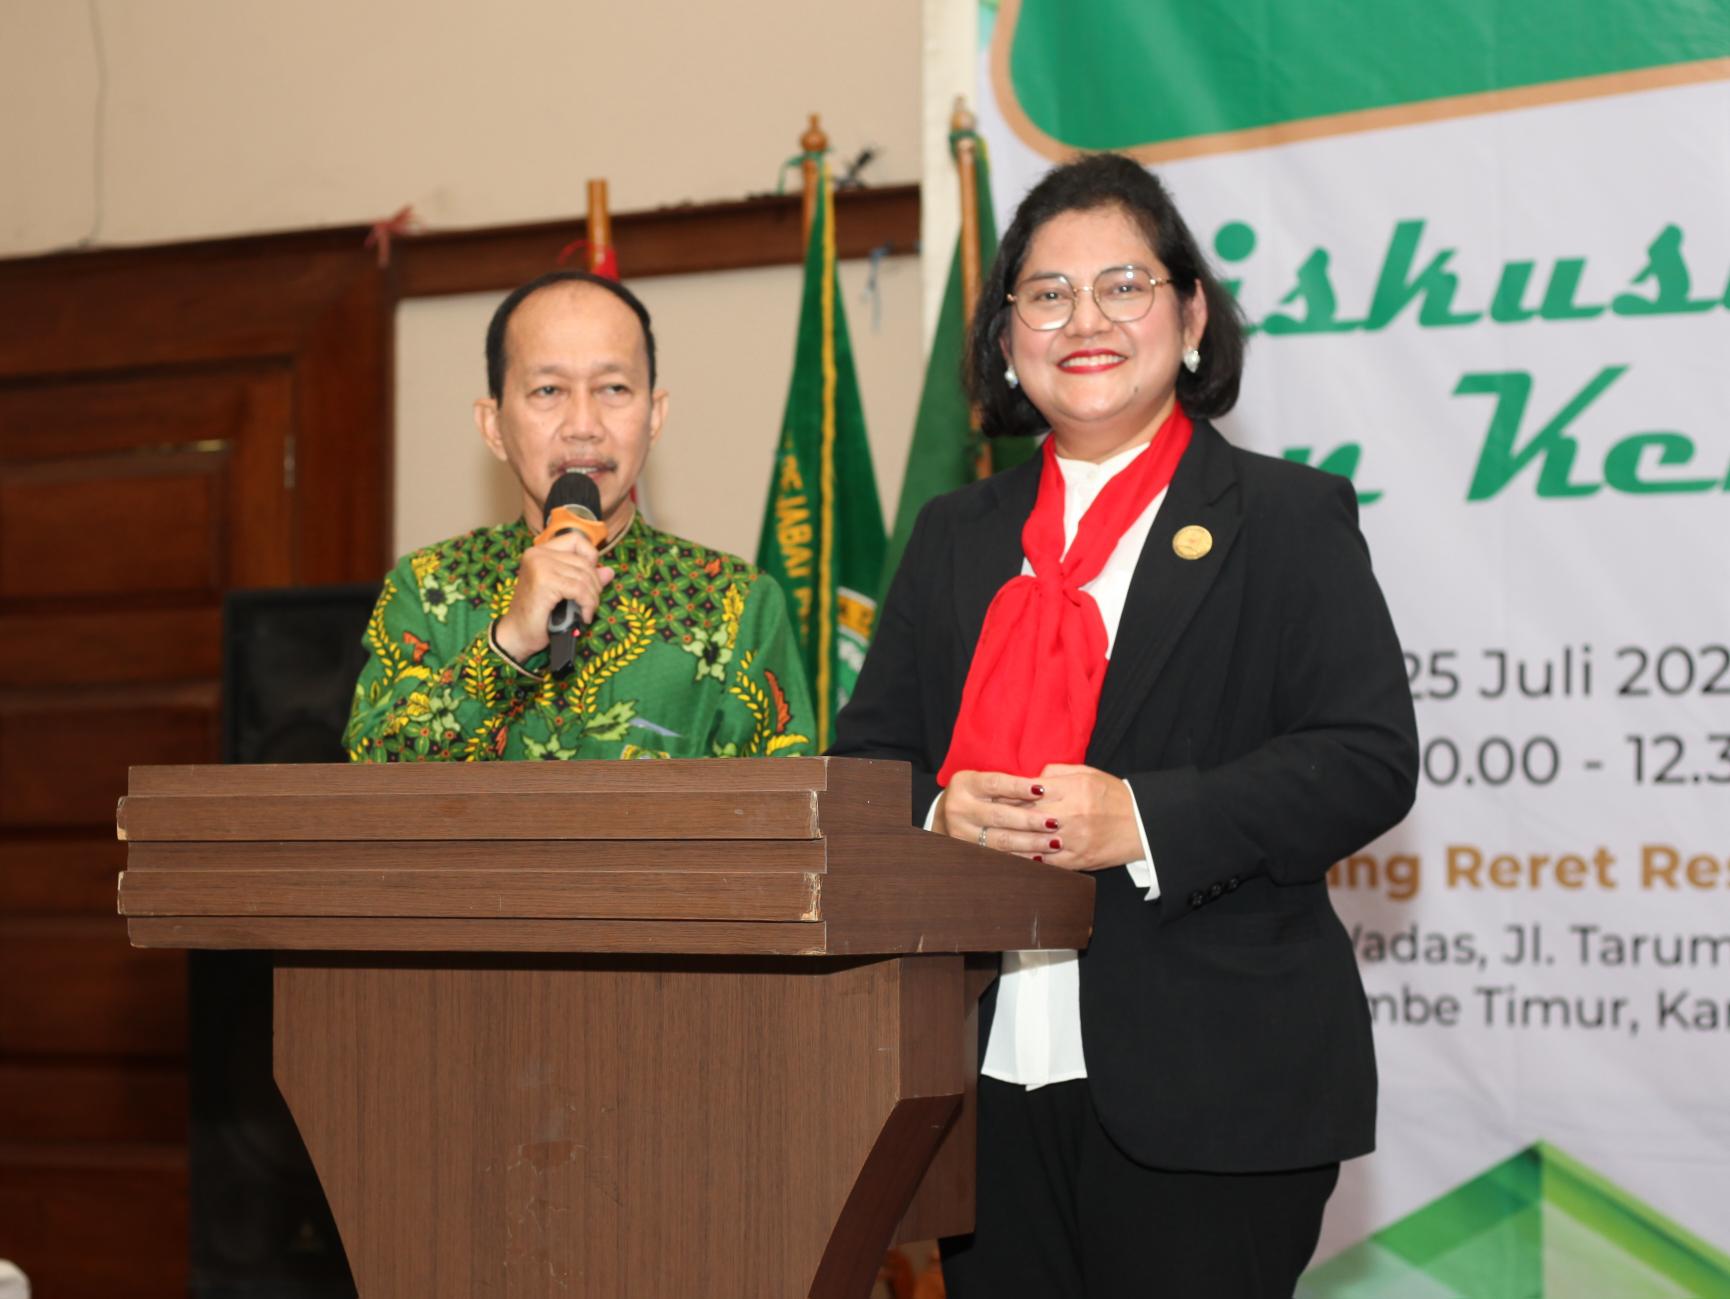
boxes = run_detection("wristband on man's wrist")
[487,617,545,680]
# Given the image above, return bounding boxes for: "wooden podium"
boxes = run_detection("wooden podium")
[116,758,1093,1299]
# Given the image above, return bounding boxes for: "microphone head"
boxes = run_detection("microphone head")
[543,470,602,521]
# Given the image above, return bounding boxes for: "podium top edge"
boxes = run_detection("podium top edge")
[125,756,889,797]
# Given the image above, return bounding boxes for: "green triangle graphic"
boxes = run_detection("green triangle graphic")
[1299,1142,1730,1298]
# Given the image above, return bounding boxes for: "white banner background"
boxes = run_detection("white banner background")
[977,25,1730,1275]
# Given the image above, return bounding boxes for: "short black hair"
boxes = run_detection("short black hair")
[484,270,658,400]
[966,153,1247,437]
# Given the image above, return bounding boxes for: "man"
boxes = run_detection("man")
[345,271,814,761]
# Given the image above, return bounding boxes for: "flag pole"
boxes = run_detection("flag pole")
[798,111,836,743]
[953,100,982,342]
[585,179,613,275]
[952,99,992,478]
[800,114,827,243]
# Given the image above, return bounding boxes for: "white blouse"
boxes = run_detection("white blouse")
[929,440,1165,1089]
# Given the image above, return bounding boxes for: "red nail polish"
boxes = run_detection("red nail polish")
[1045,818,1059,830]
[1033,855,1043,863]
[1049,838,1062,850]
[1031,784,1045,797]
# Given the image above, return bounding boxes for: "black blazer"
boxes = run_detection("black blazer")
[831,420,1419,1173]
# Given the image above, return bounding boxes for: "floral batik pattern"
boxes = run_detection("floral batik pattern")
[344,517,815,763]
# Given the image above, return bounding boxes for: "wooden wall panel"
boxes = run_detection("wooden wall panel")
[0,248,389,581]
[0,220,391,1297]
[0,370,250,461]
[0,918,187,1057]
[0,1155,188,1299]
[0,366,297,604]
[0,450,230,597]
[0,1060,185,1145]
[393,184,919,296]
[292,269,391,583]
[0,608,224,688]
[0,836,125,914]
[0,237,370,379]
[0,696,218,827]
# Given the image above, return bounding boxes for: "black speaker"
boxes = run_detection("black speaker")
[222,584,380,765]
[190,584,377,1298]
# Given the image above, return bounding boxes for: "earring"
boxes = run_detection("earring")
[1005,364,1020,388]
[1182,346,1201,374]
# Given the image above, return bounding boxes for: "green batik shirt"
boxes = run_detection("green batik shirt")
[344,516,816,762]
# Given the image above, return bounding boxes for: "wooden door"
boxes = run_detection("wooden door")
[0,231,390,1297]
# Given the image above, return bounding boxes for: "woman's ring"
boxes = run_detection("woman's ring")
[977,825,990,848]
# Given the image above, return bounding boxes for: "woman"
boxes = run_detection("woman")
[831,154,1418,1296]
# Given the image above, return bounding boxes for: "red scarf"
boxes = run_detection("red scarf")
[937,404,1193,785]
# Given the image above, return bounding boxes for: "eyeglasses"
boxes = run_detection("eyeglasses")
[1007,265,1172,331]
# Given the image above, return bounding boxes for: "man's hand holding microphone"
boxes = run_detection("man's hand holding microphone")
[492,471,611,675]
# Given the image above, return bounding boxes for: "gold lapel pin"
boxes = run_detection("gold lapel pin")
[1172,525,1212,560]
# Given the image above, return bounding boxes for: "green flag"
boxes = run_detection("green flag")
[756,155,886,750]
[881,130,1036,598]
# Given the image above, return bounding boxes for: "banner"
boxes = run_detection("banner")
[977,1,1730,1290]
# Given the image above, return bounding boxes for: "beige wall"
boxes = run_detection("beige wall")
[0,0,952,560]
[1,0,921,253]
[395,253,923,561]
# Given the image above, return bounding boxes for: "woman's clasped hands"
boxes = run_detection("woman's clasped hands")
[937,764,1144,870]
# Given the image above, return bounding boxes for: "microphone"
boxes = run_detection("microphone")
[540,471,606,677]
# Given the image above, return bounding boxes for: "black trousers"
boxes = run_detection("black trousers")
[940,1077,1340,1299]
